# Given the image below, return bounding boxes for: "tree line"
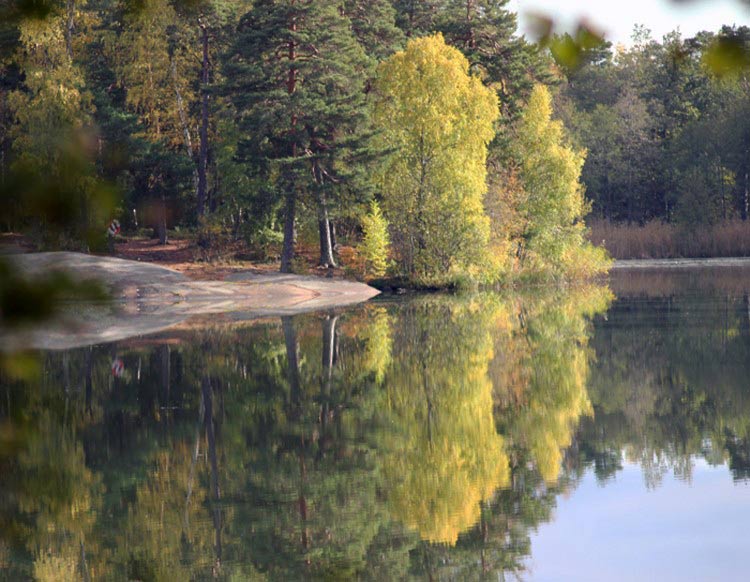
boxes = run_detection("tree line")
[557,25,750,227]
[0,0,610,285]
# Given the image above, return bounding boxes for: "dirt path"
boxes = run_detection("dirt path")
[4,252,379,350]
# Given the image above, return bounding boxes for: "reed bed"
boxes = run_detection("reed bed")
[588,219,750,259]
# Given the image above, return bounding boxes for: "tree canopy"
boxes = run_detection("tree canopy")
[374,34,499,282]
[0,0,613,289]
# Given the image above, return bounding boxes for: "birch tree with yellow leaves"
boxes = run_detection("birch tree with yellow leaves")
[512,84,610,280]
[373,34,499,284]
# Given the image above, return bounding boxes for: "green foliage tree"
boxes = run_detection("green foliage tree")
[390,0,442,38]
[344,0,404,60]
[226,0,372,271]
[113,0,201,241]
[4,7,116,249]
[0,281,617,578]
[584,274,750,485]
[373,34,499,283]
[558,25,750,227]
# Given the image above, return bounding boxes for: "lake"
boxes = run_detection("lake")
[2,267,750,580]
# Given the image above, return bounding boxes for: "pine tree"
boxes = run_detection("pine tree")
[344,0,404,61]
[170,0,249,218]
[226,0,372,271]
[435,0,552,121]
[390,0,442,38]
[389,0,551,124]
[114,0,199,241]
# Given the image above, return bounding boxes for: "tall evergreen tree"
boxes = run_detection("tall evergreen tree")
[226,0,372,270]
[170,0,249,218]
[435,0,552,121]
[344,0,404,60]
[390,0,441,38]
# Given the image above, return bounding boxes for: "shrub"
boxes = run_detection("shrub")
[359,200,391,278]
[196,220,233,262]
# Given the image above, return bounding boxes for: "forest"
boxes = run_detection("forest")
[557,24,750,258]
[2,0,750,283]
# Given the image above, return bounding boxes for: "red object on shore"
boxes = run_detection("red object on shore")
[111,358,124,377]
[107,219,121,237]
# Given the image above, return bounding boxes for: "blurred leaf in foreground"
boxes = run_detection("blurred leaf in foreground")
[0,350,40,381]
[527,14,607,74]
[0,256,108,330]
[703,27,750,77]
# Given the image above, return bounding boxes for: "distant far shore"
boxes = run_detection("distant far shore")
[612,257,750,269]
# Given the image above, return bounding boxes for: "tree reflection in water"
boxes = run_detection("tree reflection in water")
[0,285,613,580]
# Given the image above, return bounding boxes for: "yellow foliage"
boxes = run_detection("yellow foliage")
[493,285,613,482]
[10,15,92,165]
[374,34,499,281]
[359,307,393,383]
[378,299,510,545]
[511,84,612,280]
[359,200,391,279]
[115,0,194,146]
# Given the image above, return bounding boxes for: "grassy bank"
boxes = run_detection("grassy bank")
[588,219,750,260]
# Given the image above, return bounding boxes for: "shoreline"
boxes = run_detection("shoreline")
[3,252,380,351]
[612,257,750,269]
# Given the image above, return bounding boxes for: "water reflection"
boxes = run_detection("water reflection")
[8,271,750,579]
[584,268,750,488]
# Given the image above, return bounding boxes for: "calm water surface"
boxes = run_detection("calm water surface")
[2,268,750,580]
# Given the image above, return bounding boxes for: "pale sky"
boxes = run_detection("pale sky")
[509,0,750,46]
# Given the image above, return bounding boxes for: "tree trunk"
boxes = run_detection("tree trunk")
[317,195,336,267]
[744,170,749,221]
[160,345,170,408]
[63,352,71,394]
[170,53,199,203]
[329,221,337,249]
[299,452,309,554]
[65,0,75,60]
[84,347,93,414]
[158,195,168,245]
[281,189,296,272]
[184,388,205,528]
[281,12,298,273]
[319,314,338,431]
[283,316,303,419]
[79,539,91,582]
[202,375,222,570]
[197,24,210,218]
[720,164,726,221]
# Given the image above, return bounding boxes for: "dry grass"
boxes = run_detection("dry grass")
[588,219,750,259]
